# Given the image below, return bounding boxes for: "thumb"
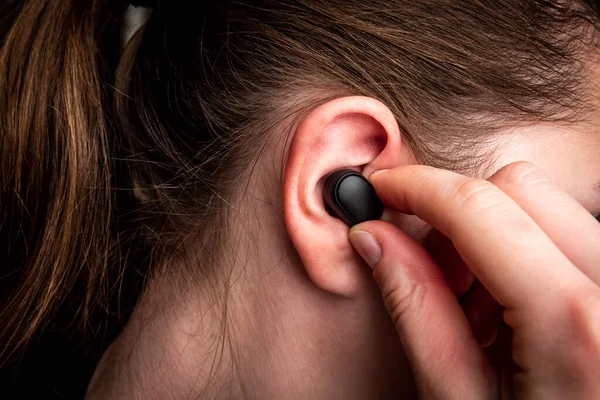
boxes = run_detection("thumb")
[349,220,496,398]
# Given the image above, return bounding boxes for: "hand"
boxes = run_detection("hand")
[348,162,600,399]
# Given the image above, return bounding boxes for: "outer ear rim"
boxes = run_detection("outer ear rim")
[282,96,408,297]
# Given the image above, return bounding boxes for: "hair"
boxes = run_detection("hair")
[1,0,599,378]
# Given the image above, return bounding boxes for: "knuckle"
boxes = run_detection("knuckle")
[494,161,549,187]
[561,288,600,373]
[568,289,600,349]
[382,279,430,328]
[453,178,503,212]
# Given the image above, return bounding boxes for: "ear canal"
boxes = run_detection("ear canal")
[323,169,384,227]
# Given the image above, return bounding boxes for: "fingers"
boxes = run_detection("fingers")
[426,230,474,296]
[349,220,496,398]
[488,162,600,285]
[369,165,591,310]
[484,323,513,372]
[427,231,501,347]
[460,281,502,348]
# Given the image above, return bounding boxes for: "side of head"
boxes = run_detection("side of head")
[117,0,600,292]
[1,0,600,394]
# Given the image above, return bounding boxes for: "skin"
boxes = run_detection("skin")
[87,96,600,399]
[350,162,600,398]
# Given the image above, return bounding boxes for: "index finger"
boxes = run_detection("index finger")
[369,165,588,310]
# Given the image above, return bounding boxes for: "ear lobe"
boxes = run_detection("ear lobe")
[283,96,415,297]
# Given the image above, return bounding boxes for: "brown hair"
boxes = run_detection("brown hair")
[1,0,599,370]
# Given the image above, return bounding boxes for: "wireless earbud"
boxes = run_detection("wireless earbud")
[323,169,384,227]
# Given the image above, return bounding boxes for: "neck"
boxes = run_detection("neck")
[87,204,415,400]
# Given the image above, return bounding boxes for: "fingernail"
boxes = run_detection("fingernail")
[369,169,389,182]
[348,230,382,268]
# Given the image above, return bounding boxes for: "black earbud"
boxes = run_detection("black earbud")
[323,169,384,227]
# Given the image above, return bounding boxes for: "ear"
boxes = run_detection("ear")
[283,96,416,297]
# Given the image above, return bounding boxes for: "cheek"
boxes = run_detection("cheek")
[492,128,600,212]
[545,159,600,212]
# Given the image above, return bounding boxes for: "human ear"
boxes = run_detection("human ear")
[283,96,416,297]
